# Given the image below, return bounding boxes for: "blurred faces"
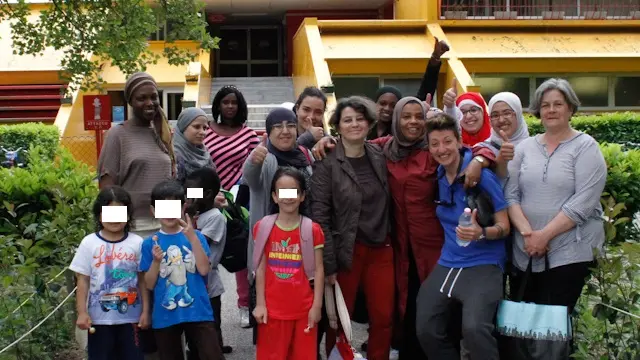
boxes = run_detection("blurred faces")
[459,104,484,134]
[183,116,209,146]
[399,102,426,142]
[338,107,369,143]
[100,201,127,234]
[296,96,325,128]
[489,101,517,138]
[376,93,399,124]
[540,89,572,131]
[131,85,160,123]
[428,129,461,169]
[269,121,298,151]
[271,175,305,215]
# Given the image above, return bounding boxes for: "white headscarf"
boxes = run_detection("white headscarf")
[483,92,530,155]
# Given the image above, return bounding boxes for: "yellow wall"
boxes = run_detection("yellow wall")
[394,0,438,21]
[291,18,336,132]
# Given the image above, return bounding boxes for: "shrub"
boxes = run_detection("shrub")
[600,143,640,243]
[0,145,97,359]
[525,112,640,148]
[0,123,59,160]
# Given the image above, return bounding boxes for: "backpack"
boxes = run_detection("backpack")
[219,190,250,273]
[252,214,316,281]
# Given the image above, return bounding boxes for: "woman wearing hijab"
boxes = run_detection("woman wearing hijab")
[174,107,215,184]
[475,92,530,179]
[98,71,176,359]
[243,107,314,276]
[312,96,497,359]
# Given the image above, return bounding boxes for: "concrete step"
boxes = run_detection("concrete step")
[200,104,278,128]
[210,76,295,106]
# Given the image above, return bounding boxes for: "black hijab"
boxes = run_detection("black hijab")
[265,107,310,169]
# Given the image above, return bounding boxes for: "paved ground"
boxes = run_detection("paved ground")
[219,268,369,360]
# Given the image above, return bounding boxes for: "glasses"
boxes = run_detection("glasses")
[461,108,481,116]
[434,175,466,207]
[271,123,298,132]
[490,110,515,122]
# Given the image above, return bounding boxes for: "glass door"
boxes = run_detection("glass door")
[217,26,282,77]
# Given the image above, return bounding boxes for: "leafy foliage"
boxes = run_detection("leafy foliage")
[0,0,220,95]
[599,144,640,244]
[572,197,639,360]
[0,145,97,359]
[525,112,640,149]
[0,124,59,161]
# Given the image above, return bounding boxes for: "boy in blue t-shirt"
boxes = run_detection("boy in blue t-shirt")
[139,180,223,360]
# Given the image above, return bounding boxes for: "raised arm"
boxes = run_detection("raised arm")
[416,38,448,102]
[243,134,269,189]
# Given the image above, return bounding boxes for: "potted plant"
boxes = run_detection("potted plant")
[444,1,468,19]
[584,3,608,19]
[542,9,565,19]
[494,9,518,19]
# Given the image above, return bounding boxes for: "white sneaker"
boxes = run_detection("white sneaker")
[389,348,400,360]
[239,307,251,328]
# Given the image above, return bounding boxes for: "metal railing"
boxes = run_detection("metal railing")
[440,0,640,19]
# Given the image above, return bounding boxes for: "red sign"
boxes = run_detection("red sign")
[83,95,112,131]
[207,13,225,23]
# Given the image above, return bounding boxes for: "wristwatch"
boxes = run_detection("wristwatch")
[473,156,485,164]
[478,227,487,240]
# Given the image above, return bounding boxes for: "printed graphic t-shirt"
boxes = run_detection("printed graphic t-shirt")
[69,232,143,325]
[253,220,325,320]
[139,229,214,329]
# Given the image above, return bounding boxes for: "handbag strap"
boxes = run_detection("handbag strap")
[514,254,550,302]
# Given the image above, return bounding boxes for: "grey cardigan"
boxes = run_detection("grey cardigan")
[242,151,314,275]
[504,132,607,272]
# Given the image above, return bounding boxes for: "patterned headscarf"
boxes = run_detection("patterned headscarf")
[124,72,176,177]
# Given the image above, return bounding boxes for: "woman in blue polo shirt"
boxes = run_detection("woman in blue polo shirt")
[415,113,510,360]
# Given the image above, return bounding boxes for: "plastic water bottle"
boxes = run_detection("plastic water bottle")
[457,208,473,247]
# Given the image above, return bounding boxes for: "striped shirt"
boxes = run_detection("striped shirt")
[203,125,260,190]
[504,132,607,272]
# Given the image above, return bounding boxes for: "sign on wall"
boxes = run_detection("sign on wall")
[83,95,112,131]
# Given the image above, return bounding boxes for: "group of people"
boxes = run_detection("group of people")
[70,37,608,360]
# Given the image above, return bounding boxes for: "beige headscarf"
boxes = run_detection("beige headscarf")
[124,72,176,177]
[383,96,428,162]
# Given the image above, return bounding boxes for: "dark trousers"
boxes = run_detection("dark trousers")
[154,321,222,360]
[188,296,225,359]
[416,264,503,360]
[399,246,428,360]
[509,261,593,314]
[88,324,144,360]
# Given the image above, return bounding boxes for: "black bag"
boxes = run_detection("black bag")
[465,185,495,228]
[219,190,249,273]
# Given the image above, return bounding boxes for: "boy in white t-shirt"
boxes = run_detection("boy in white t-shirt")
[70,186,150,360]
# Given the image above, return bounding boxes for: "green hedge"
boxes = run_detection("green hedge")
[0,123,59,160]
[0,146,98,268]
[600,143,640,242]
[525,112,640,147]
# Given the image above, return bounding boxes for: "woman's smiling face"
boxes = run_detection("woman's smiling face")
[399,102,426,142]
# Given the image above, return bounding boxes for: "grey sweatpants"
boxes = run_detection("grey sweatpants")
[416,264,502,360]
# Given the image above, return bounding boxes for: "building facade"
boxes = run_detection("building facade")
[0,0,638,167]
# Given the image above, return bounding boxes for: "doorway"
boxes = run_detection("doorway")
[216,26,283,77]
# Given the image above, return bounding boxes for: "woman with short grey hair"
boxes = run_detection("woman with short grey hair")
[504,78,606,315]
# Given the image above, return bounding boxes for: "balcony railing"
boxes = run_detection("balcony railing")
[440,0,640,19]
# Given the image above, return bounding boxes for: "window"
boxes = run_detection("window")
[474,77,531,108]
[148,23,167,41]
[332,77,380,100]
[536,76,608,107]
[614,77,640,107]
[381,78,423,100]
